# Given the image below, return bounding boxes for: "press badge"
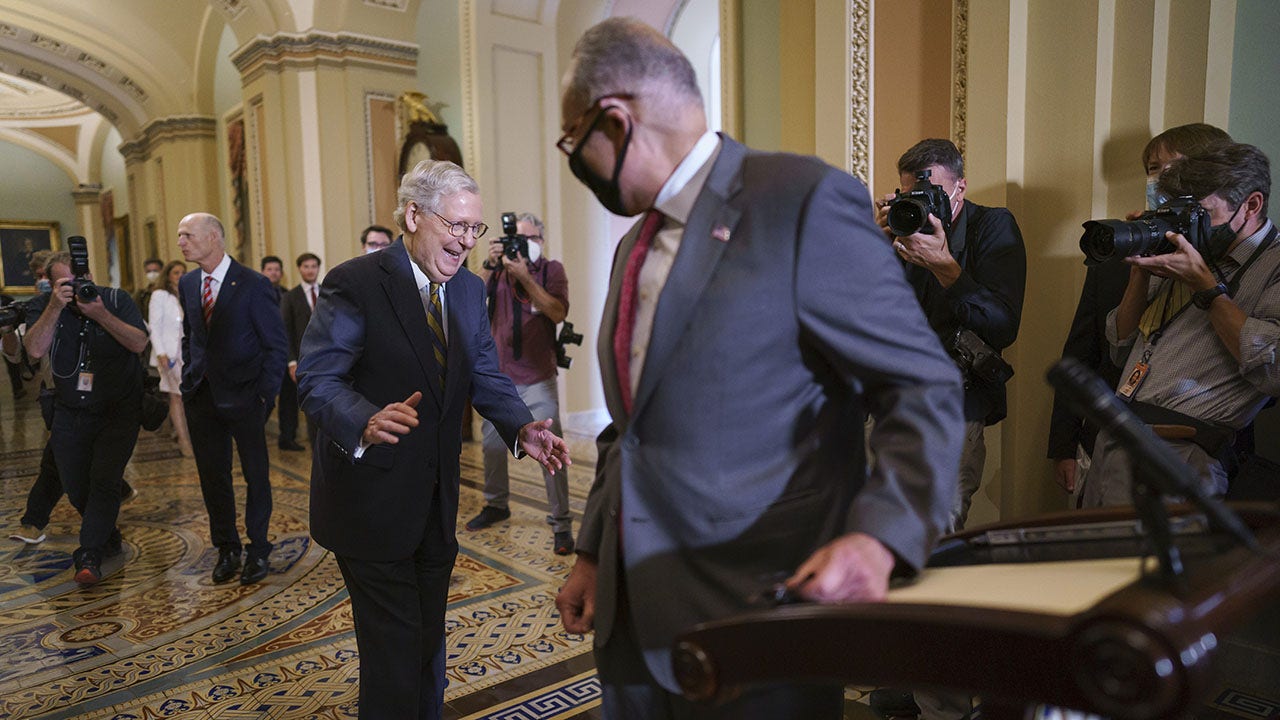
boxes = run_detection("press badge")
[1116,362,1148,401]
[77,372,94,393]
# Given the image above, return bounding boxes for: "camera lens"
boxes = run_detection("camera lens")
[887,198,930,237]
[74,281,99,303]
[1079,217,1174,265]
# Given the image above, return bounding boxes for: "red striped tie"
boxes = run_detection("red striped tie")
[201,276,214,325]
[613,210,663,415]
[310,285,318,310]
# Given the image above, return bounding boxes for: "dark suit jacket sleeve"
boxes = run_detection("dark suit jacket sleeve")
[463,278,535,450]
[797,169,965,573]
[944,207,1027,350]
[1046,268,1106,459]
[250,273,288,402]
[179,274,193,383]
[282,289,299,363]
[296,268,382,453]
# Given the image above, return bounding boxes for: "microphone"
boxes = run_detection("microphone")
[1046,357,1256,550]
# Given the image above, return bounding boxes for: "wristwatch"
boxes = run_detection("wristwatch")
[1192,281,1230,309]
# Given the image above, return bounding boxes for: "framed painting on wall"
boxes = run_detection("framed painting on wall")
[0,220,60,294]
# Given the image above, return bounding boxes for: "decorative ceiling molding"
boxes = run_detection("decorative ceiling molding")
[0,22,149,104]
[231,31,418,84]
[71,182,104,203]
[212,0,248,20]
[117,115,217,164]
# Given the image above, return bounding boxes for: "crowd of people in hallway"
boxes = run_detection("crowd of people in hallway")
[1,15,1276,720]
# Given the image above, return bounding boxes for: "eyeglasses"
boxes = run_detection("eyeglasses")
[428,210,488,239]
[555,94,633,157]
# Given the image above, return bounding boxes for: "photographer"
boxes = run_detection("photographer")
[876,138,1026,533]
[1085,142,1279,507]
[23,248,148,584]
[466,212,575,554]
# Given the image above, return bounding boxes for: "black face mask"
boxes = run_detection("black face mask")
[1205,202,1245,261]
[567,109,634,216]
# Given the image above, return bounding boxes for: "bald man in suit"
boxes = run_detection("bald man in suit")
[178,213,287,586]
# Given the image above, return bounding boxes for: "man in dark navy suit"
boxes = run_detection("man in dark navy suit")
[178,212,287,586]
[298,160,570,719]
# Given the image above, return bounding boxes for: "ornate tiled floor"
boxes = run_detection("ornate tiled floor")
[0,391,604,720]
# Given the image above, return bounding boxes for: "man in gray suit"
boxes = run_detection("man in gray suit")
[553,18,966,719]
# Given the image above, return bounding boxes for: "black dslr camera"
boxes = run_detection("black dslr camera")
[0,296,32,331]
[887,169,953,237]
[555,321,584,369]
[1079,196,1211,266]
[498,211,530,261]
[949,328,1014,386]
[67,235,98,303]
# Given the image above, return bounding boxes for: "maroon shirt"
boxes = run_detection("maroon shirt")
[488,259,569,385]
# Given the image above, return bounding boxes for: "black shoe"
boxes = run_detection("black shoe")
[278,440,305,451]
[465,506,511,531]
[212,549,242,583]
[553,530,575,556]
[74,549,103,585]
[104,532,123,559]
[240,555,269,585]
[868,688,920,718]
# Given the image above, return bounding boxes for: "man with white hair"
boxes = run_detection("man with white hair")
[298,160,571,719]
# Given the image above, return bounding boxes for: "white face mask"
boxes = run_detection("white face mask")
[364,245,381,255]
[145,270,160,282]
[526,240,542,264]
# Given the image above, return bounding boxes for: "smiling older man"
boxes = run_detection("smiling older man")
[297,159,571,720]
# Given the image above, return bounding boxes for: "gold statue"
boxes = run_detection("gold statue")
[398,91,442,126]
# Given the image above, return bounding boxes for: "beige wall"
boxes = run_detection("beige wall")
[966,0,1236,522]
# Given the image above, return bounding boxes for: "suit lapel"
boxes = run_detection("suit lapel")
[380,242,445,409]
[442,274,468,410]
[631,137,745,417]
[209,260,246,332]
[598,217,647,425]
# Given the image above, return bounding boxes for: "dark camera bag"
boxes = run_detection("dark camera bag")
[139,373,168,432]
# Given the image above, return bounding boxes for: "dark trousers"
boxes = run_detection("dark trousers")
[597,578,843,720]
[335,486,455,720]
[184,384,273,558]
[4,355,23,396]
[22,439,136,530]
[49,404,139,554]
[277,371,299,444]
[21,442,63,529]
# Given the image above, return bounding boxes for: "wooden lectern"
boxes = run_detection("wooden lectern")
[673,504,1280,719]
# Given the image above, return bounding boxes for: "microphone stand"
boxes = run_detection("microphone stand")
[1048,358,1258,595]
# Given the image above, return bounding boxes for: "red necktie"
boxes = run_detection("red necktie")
[309,285,317,310]
[613,210,663,415]
[202,276,214,325]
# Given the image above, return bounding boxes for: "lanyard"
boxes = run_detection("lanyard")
[1143,223,1277,358]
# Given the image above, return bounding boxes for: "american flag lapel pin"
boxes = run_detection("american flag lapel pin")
[711,224,731,243]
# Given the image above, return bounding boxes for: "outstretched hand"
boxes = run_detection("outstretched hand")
[362,391,422,445]
[519,418,571,474]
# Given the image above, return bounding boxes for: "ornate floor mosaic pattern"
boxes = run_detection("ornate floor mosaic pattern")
[0,394,602,720]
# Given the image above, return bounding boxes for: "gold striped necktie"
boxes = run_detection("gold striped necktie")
[426,282,447,391]
[1137,280,1192,337]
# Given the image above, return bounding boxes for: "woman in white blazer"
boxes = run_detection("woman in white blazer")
[149,260,192,456]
